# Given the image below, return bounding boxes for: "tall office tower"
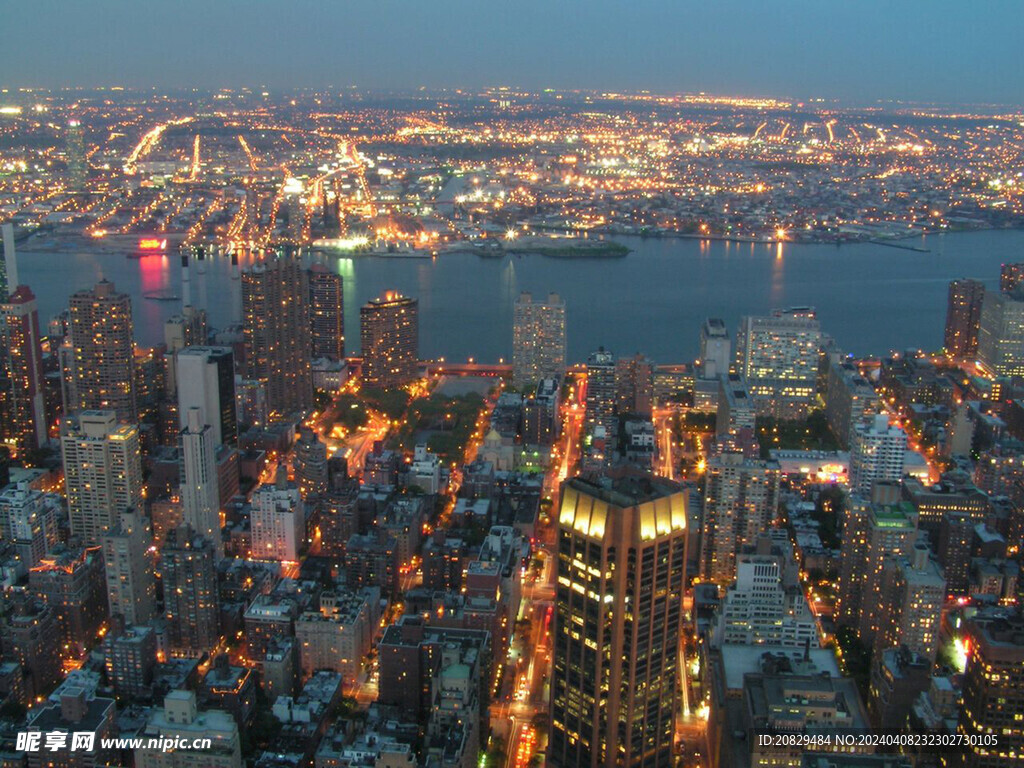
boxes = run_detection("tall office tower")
[700,452,780,584]
[163,306,207,398]
[180,407,221,553]
[66,280,137,422]
[176,346,236,446]
[61,411,144,543]
[615,354,653,417]
[849,414,908,497]
[1000,262,1024,293]
[293,427,328,499]
[66,120,87,190]
[953,610,1024,767]
[101,509,156,626]
[513,291,566,387]
[715,373,757,453]
[835,496,917,645]
[360,292,418,389]
[734,307,821,418]
[0,285,47,451]
[283,177,305,243]
[874,538,945,662]
[977,287,1024,377]
[945,279,985,359]
[549,475,687,768]
[251,466,305,562]
[308,264,344,360]
[699,318,731,378]
[161,524,221,655]
[585,347,617,437]
[0,223,18,298]
[242,257,312,418]
[824,353,881,449]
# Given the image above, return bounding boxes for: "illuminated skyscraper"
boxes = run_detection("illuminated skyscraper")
[251,466,305,562]
[513,292,566,387]
[0,285,47,451]
[360,293,418,389]
[977,287,1024,377]
[61,410,144,543]
[308,264,344,360]
[176,346,236,446]
[0,223,17,299]
[585,347,617,437]
[66,280,137,423]
[66,120,87,191]
[242,257,312,417]
[945,279,985,359]
[161,524,221,655]
[735,307,821,418]
[849,414,908,497]
[180,407,222,554]
[550,475,687,768]
[101,508,156,626]
[836,496,917,645]
[700,451,780,584]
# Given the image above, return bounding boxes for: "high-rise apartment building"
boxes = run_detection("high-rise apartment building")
[0,285,47,450]
[0,482,60,566]
[836,497,917,646]
[251,467,305,562]
[700,452,780,585]
[700,318,731,379]
[978,287,1024,377]
[715,373,757,453]
[102,509,156,626]
[849,414,908,497]
[360,292,418,389]
[180,407,221,553]
[162,525,221,655]
[513,292,566,387]
[824,353,881,450]
[66,280,136,422]
[176,346,236,446]
[585,347,617,437]
[615,354,653,417]
[734,307,821,418]
[945,279,985,359]
[61,410,144,543]
[308,264,344,360]
[242,258,312,417]
[953,610,1024,767]
[874,539,945,662]
[714,551,818,648]
[550,475,687,768]
[293,427,328,498]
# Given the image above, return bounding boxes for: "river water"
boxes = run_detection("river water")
[15,230,1023,364]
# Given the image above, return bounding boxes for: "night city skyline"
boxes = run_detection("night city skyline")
[0,6,1023,768]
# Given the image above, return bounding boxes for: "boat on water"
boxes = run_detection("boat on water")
[143,291,180,302]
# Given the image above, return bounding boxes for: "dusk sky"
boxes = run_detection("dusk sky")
[3,1,1022,105]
